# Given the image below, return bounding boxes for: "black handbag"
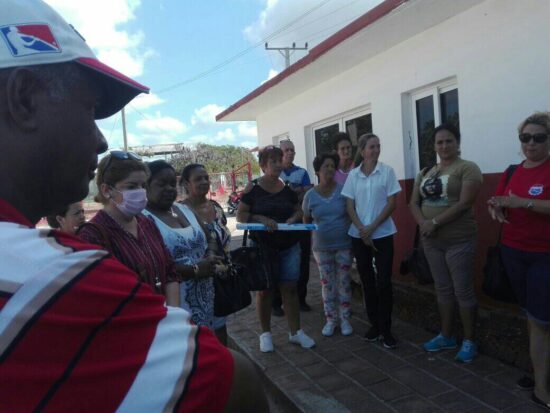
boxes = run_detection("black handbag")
[482,165,518,303]
[213,263,252,317]
[230,230,273,291]
[400,226,434,285]
[210,225,251,317]
[482,244,516,303]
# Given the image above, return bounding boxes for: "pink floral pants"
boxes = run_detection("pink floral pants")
[312,249,352,322]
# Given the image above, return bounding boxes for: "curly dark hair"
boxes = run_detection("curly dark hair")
[433,123,461,144]
[313,153,340,174]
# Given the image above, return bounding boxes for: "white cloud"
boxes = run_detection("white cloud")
[215,128,236,142]
[244,0,384,71]
[136,111,188,138]
[44,0,152,77]
[129,93,164,110]
[261,69,279,84]
[191,104,227,126]
[186,134,209,144]
[237,122,258,138]
[240,140,258,149]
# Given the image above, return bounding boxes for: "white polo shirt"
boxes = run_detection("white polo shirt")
[341,161,401,240]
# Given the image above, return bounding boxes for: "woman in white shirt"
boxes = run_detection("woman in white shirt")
[341,133,401,349]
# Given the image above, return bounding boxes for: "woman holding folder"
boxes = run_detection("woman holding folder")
[237,145,315,353]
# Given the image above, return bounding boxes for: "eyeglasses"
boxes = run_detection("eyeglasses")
[103,150,142,174]
[519,133,549,144]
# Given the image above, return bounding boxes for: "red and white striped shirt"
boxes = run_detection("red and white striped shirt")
[0,200,233,412]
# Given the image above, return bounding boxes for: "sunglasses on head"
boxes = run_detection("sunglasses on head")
[519,133,549,144]
[103,150,142,174]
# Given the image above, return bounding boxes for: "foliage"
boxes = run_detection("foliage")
[168,144,260,175]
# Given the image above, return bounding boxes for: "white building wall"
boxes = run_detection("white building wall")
[256,0,550,180]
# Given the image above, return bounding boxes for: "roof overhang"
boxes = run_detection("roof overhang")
[217,0,483,122]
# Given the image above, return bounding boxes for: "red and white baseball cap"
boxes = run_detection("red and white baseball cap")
[0,0,149,119]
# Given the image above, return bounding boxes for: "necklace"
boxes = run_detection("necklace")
[104,211,162,292]
[169,206,178,218]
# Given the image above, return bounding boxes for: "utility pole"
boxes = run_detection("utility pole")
[121,107,128,151]
[265,42,308,69]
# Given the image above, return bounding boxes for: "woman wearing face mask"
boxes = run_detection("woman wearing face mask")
[143,161,224,342]
[46,201,86,235]
[78,151,180,306]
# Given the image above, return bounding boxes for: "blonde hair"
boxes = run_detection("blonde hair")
[518,112,550,134]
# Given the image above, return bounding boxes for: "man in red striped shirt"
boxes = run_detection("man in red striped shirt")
[0,1,268,412]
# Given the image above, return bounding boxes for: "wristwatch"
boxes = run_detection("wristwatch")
[525,201,535,210]
[431,218,439,226]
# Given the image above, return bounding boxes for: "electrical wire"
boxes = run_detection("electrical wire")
[155,0,334,94]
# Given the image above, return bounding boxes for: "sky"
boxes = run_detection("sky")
[45,0,384,151]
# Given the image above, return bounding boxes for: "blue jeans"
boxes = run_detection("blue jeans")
[278,243,301,283]
[501,245,550,324]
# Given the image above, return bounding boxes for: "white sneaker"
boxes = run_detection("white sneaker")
[340,319,353,336]
[289,329,316,349]
[259,332,274,353]
[322,321,336,337]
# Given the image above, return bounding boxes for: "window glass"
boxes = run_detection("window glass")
[345,113,372,161]
[440,88,459,130]
[415,95,436,169]
[314,123,340,157]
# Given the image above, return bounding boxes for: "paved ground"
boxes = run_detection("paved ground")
[226,231,545,413]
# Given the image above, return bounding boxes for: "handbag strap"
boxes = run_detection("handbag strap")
[496,164,519,242]
[242,230,248,247]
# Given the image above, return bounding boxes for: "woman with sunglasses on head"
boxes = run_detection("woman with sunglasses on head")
[488,112,550,408]
[78,152,180,306]
[409,124,482,363]
[144,160,225,344]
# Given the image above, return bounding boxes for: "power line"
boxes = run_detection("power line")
[108,113,119,140]
[268,0,364,43]
[155,0,334,94]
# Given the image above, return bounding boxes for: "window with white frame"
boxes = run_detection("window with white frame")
[272,133,290,145]
[311,109,372,158]
[411,81,459,170]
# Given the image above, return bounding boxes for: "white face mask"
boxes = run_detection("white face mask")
[111,188,147,216]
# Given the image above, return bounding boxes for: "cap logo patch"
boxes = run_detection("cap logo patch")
[528,184,544,196]
[0,24,61,57]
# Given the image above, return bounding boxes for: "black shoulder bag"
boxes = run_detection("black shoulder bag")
[230,230,274,291]
[482,165,518,303]
[400,166,434,284]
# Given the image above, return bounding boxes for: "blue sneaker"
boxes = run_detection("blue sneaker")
[455,340,477,363]
[423,333,457,352]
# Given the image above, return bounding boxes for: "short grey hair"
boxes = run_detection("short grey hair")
[0,62,83,103]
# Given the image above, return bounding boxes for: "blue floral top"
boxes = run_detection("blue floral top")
[144,203,214,328]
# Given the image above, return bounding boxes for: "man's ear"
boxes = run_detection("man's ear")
[5,68,43,132]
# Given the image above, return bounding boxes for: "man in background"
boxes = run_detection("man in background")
[274,139,314,314]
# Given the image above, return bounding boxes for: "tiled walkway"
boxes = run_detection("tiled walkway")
[226,234,545,413]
